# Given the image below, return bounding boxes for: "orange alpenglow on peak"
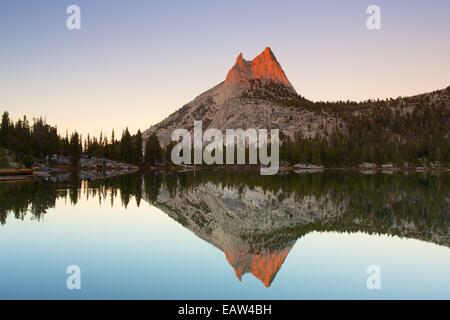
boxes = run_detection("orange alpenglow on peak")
[225,47,295,91]
[224,248,291,287]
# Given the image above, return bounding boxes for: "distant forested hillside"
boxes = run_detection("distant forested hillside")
[280,86,450,166]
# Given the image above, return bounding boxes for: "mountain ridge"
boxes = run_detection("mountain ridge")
[143,48,450,167]
[144,47,341,146]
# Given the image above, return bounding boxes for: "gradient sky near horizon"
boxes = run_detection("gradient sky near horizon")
[1,0,449,138]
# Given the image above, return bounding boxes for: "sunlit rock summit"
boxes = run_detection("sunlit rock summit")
[225,47,296,92]
[143,47,340,146]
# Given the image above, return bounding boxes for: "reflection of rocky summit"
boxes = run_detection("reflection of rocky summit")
[143,172,450,287]
[151,182,334,286]
[163,183,300,287]
[225,247,292,287]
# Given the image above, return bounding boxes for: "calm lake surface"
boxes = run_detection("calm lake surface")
[1,170,450,299]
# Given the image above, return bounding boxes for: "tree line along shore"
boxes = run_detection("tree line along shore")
[2,92,450,181]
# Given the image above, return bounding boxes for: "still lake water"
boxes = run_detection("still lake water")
[1,170,450,299]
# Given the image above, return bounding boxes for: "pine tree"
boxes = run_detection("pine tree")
[133,130,143,165]
[144,133,162,166]
[120,128,132,163]
[0,111,10,147]
[69,132,82,165]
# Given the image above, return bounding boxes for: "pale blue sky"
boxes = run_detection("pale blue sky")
[1,194,449,299]
[1,0,449,137]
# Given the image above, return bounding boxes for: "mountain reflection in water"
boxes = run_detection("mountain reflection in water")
[1,170,450,287]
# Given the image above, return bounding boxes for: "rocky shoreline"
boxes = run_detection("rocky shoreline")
[2,162,450,182]
[0,156,139,181]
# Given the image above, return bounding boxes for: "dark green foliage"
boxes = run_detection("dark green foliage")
[69,132,82,165]
[0,111,64,165]
[144,133,162,166]
[120,128,133,163]
[21,154,34,168]
[278,89,450,166]
[0,111,156,167]
[133,130,144,165]
[0,149,8,167]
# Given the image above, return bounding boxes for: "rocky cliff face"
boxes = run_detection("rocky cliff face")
[143,47,341,146]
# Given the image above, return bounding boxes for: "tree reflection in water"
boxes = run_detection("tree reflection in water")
[1,170,449,286]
